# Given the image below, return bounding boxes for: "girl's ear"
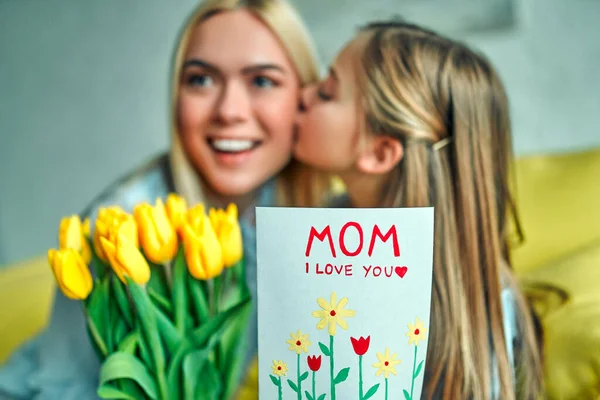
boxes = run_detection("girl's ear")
[356,135,404,175]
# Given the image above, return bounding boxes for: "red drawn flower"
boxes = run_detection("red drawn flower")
[307,355,322,371]
[351,336,371,356]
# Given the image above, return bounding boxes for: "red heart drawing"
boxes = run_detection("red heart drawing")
[395,266,408,278]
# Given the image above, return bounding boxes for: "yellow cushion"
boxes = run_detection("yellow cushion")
[511,147,600,273]
[235,357,259,400]
[521,242,600,400]
[0,255,54,363]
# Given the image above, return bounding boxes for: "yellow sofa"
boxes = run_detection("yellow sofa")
[1,147,599,399]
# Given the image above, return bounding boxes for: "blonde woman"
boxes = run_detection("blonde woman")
[0,1,327,398]
[294,20,544,399]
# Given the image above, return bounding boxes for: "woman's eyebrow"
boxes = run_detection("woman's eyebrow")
[182,59,286,75]
[241,64,286,74]
[182,58,218,73]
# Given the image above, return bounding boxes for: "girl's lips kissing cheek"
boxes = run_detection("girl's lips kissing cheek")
[207,138,263,166]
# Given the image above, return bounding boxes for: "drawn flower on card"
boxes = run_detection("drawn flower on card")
[312,292,356,336]
[351,336,379,400]
[373,348,401,379]
[286,330,311,399]
[270,360,288,400]
[271,360,288,377]
[351,336,371,356]
[405,317,428,346]
[307,355,322,372]
[286,330,311,354]
[313,292,355,400]
[403,317,428,400]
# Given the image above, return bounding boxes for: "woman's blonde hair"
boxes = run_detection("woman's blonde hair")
[169,0,330,207]
[355,20,543,399]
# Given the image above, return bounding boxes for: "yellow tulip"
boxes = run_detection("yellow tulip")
[166,193,188,234]
[82,217,91,239]
[209,204,243,267]
[48,248,93,300]
[134,199,178,264]
[58,215,92,265]
[93,206,138,262]
[100,221,150,285]
[187,204,206,230]
[183,206,223,280]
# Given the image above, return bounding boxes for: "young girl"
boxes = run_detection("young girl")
[0,1,328,398]
[295,20,544,399]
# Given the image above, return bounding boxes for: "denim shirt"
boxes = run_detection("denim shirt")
[0,153,275,400]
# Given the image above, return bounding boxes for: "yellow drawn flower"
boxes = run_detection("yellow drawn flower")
[373,348,401,379]
[286,330,311,354]
[312,292,356,336]
[406,317,428,346]
[271,360,288,377]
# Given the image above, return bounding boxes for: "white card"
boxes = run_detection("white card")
[256,207,434,400]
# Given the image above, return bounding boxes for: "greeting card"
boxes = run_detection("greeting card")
[256,207,434,400]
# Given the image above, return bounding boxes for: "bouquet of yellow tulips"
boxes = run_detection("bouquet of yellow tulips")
[47,194,252,400]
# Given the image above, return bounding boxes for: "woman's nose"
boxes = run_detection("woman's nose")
[216,81,250,123]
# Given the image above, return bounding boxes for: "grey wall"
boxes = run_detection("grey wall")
[1,0,599,266]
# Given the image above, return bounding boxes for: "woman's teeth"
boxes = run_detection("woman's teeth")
[210,139,256,153]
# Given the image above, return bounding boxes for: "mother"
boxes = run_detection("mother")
[0,1,328,398]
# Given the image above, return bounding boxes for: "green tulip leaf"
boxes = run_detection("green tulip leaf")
[182,347,211,400]
[96,383,137,399]
[98,352,158,400]
[172,247,188,334]
[111,275,133,328]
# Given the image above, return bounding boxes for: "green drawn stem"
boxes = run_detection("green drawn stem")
[359,355,363,400]
[330,335,336,400]
[312,370,316,400]
[278,376,283,400]
[297,353,302,400]
[385,377,388,400]
[410,345,418,399]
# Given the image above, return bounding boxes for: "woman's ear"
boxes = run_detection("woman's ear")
[356,135,403,175]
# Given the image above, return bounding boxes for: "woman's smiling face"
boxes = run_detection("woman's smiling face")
[177,9,301,196]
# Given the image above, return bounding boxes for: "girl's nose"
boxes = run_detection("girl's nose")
[299,84,318,112]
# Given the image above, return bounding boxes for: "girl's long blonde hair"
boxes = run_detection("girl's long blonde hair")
[356,21,543,399]
[169,0,331,208]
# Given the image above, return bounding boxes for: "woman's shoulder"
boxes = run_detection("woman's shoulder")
[80,152,174,220]
[327,193,352,208]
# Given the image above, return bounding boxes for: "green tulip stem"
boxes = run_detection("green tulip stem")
[385,378,388,400]
[296,353,302,400]
[330,334,336,400]
[312,370,316,400]
[278,376,283,400]
[410,345,418,399]
[359,355,363,400]
[162,262,172,287]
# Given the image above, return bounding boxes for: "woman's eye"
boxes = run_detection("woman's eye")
[317,88,332,101]
[186,74,213,87]
[253,76,276,88]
